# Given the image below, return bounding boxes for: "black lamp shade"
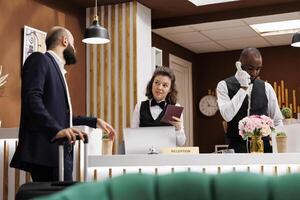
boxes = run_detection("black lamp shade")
[291,32,300,47]
[82,20,110,44]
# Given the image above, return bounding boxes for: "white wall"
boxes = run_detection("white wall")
[137,3,152,102]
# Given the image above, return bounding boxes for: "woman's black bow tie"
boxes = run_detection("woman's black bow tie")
[151,100,166,109]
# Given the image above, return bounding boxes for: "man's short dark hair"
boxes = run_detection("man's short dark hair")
[239,47,261,61]
[45,28,65,50]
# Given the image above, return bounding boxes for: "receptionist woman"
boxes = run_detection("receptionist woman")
[131,66,186,146]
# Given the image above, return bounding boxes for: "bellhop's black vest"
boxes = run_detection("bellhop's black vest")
[140,100,171,127]
[225,76,268,140]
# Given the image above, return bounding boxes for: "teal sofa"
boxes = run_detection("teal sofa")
[35,172,300,200]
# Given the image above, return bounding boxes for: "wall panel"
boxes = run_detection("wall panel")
[86,2,137,151]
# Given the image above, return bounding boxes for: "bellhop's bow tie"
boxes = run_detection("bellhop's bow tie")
[151,100,166,109]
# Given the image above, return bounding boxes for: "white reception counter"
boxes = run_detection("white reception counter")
[1,126,300,198]
[87,153,300,181]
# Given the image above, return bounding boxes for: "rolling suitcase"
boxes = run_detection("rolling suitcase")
[15,135,88,200]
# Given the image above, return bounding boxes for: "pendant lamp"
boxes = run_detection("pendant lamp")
[82,0,110,44]
[291,32,300,47]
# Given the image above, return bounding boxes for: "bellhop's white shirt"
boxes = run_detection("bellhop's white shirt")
[47,50,73,127]
[216,80,283,127]
[131,99,186,146]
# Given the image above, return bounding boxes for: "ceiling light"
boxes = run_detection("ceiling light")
[188,0,239,6]
[82,0,110,44]
[250,20,300,36]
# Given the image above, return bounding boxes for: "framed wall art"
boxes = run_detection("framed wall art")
[23,25,47,64]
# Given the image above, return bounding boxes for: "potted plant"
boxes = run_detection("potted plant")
[276,132,287,153]
[102,131,113,155]
[281,107,297,125]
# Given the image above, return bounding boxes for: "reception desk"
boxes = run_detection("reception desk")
[87,153,300,181]
[1,126,300,199]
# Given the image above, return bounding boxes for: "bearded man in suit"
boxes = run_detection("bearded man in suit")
[10,26,115,181]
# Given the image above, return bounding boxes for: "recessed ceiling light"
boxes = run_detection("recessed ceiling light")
[188,0,239,6]
[250,20,300,36]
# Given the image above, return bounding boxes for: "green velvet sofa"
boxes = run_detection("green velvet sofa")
[35,172,300,200]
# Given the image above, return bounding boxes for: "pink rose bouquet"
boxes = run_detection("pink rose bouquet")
[238,115,275,140]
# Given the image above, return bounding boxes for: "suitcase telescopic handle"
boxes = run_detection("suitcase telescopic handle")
[55,134,89,145]
[56,134,89,182]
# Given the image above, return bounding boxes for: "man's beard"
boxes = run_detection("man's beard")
[251,76,258,83]
[63,44,77,65]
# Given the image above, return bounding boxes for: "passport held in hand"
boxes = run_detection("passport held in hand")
[160,105,184,123]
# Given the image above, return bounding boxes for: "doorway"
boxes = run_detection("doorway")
[169,54,193,146]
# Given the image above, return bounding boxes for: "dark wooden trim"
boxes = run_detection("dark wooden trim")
[77,141,81,181]
[133,0,137,107]
[14,141,20,194]
[89,44,94,116]
[111,5,116,129]
[3,141,8,200]
[118,3,124,143]
[125,2,131,128]
[153,2,300,28]
[93,169,97,181]
[104,6,109,121]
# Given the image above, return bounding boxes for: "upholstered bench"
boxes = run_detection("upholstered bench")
[34,172,300,200]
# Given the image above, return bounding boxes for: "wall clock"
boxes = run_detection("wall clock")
[199,95,218,117]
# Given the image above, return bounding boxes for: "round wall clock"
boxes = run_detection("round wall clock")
[199,95,218,117]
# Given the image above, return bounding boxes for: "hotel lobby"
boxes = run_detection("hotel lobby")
[1,0,300,199]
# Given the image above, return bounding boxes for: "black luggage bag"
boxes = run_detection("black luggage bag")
[15,181,77,200]
[15,135,88,200]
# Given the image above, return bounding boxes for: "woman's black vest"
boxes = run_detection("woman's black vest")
[139,100,171,127]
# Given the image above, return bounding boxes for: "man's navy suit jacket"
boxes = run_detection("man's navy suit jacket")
[10,52,96,171]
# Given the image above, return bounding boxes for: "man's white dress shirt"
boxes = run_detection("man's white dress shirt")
[216,80,283,127]
[47,50,73,127]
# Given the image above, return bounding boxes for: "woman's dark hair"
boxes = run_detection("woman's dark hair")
[145,66,178,105]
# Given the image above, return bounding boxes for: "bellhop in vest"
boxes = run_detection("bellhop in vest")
[217,47,283,153]
[225,76,271,153]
